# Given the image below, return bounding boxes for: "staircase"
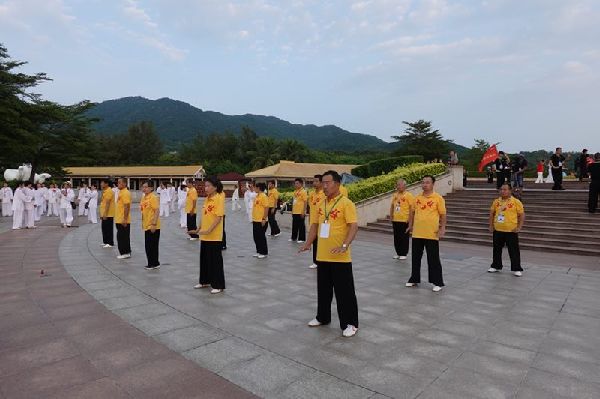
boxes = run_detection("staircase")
[362,187,600,257]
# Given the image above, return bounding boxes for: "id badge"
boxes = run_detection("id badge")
[293,198,297,205]
[497,213,505,223]
[395,205,401,213]
[558,162,563,167]
[319,222,330,238]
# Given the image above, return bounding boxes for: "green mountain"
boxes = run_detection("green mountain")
[86,96,390,152]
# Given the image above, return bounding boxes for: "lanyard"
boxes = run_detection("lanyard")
[324,195,343,222]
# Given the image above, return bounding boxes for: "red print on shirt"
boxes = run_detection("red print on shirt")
[329,209,340,220]
[204,204,214,215]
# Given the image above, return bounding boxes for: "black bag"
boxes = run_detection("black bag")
[71,201,76,210]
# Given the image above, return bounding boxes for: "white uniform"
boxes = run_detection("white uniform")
[77,187,90,216]
[33,188,45,221]
[157,187,171,217]
[59,188,75,226]
[12,187,24,229]
[168,186,176,212]
[231,188,241,211]
[1,186,13,217]
[177,187,187,228]
[47,188,59,216]
[41,186,49,214]
[244,189,257,223]
[22,186,35,228]
[87,189,98,224]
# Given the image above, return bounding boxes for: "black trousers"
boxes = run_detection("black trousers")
[291,214,306,241]
[116,223,131,255]
[144,229,160,267]
[588,181,600,213]
[408,238,444,286]
[552,169,563,190]
[316,261,359,330]
[496,172,511,189]
[222,215,227,249]
[392,221,409,256]
[200,241,225,289]
[252,222,268,255]
[187,213,198,238]
[491,231,522,271]
[312,238,318,264]
[268,208,280,236]
[101,217,114,245]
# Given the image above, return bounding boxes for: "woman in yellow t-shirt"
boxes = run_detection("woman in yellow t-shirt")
[140,181,161,270]
[252,182,269,258]
[189,177,226,294]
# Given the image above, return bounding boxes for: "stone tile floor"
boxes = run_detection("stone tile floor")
[52,201,600,399]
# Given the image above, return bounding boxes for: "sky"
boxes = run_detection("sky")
[1,0,599,152]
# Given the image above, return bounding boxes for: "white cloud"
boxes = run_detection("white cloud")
[123,0,157,28]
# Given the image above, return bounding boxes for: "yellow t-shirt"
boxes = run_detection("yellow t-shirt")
[252,192,269,222]
[140,192,160,231]
[185,187,198,214]
[200,193,225,241]
[412,192,446,240]
[268,188,279,208]
[391,191,415,222]
[115,188,132,224]
[100,187,115,218]
[491,196,524,232]
[308,189,324,221]
[292,188,307,214]
[340,185,348,198]
[313,194,357,263]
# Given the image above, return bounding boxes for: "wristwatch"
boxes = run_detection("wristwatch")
[342,244,348,250]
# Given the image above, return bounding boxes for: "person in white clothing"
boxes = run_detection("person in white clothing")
[545,160,554,184]
[47,184,59,216]
[22,183,35,228]
[77,184,90,216]
[231,185,242,211]
[41,183,49,215]
[33,183,45,221]
[87,184,98,224]
[59,182,75,227]
[244,182,256,223]
[177,183,188,228]
[157,182,171,217]
[12,183,24,229]
[167,183,176,212]
[1,182,13,217]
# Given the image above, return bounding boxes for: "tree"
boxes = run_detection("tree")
[391,120,451,161]
[248,137,280,169]
[278,139,310,162]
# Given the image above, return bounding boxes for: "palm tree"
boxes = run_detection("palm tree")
[248,137,280,169]
[279,139,310,162]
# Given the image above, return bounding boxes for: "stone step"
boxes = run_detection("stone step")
[445,204,593,216]
[446,208,597,221]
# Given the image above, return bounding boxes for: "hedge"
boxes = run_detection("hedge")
[351,155,424,178]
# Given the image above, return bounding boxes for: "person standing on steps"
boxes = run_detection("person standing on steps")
[488,183,525,276]
[252,182,269,259]
[535,160,545,183]
[406,175,447,292]
[186,179,199,240]
[115,178,132,260]
[588,153,600,213]
[550,147,566,190]
[267,180,281,237]
[299,170,359,338]
[191,176,226,293]
[389,178,414,260]
[494,151,511,189]
[307,174,324,269]
[141,181,161,270]
[100,179,115,248]
[290,178,307,243]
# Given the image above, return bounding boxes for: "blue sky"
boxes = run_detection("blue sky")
[1,0,599,152]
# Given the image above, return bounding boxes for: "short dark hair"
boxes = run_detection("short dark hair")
[498,151,505,155]
[268,180,276,185]
[313,174,322,181]
[256,182,267,192]
[205,176,223,193]
[556,147,561,151]
[117,177,126,184]
[100,178,112,186]
[294,178,304,184]
[143,180,154,189]
[187,178,195,184]
[422,174,436,183]
[500,183,512,189]
[322,170,341,183]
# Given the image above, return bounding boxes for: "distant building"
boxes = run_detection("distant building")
[245,160,358,187]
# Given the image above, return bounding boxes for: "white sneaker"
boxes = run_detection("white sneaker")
[117,254,131,260]
[210,289,223,294]
[399,256,407,260]
[342,325,358,337]
[432,285,443,292]
[297,240,305,243]
[194,284,210,289]
[102,244,113,248]
[393,255,400,259]
[274,233,281,237]
[514,271,523,277]
[288,239,295,242]
[307,318,322,327]
[257,254,267,259]
[189,237,199,241]
[405,282,417,287]
[487,267,499,273]
[309,264,317,269]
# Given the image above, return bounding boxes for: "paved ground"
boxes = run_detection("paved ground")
[3,205,600,399]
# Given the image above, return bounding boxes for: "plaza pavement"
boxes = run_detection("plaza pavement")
[3,203,600,398]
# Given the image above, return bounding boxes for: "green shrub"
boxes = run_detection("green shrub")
[351,155,424,178]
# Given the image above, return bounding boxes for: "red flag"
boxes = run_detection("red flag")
[478,144,499,172]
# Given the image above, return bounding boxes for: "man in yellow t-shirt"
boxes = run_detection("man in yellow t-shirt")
[115,178,132,259]
[300,170,359,338]
[100,178,115,248]
[186,179,199,240]
[389,178,414,260]
[488,183,525,276]
[140,181,161,270]
[267,180,281,237]
[307,174,324,269]
[406,175,446,292]
[291,178,308,242]
[252,183,269,258]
